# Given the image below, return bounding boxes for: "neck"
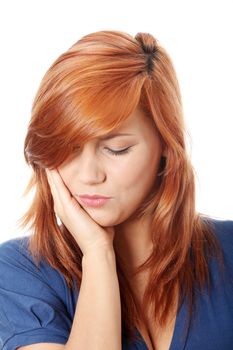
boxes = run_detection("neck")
[114,215,154,277]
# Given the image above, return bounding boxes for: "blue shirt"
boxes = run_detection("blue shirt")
[0,218,233,350]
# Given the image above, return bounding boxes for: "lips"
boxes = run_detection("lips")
[79,194,110,199]
[77,194,111,208]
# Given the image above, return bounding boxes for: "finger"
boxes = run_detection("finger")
[49,170,101,231]
[46,169,105,228]
[45,169,59,213]
[47,169,74,208]
[46,169,114,251]
[45,169,57,197]
[46,169,85,225]
[45,168,52,178]
[45,169,54,189]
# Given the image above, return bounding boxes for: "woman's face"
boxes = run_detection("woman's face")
[58,106,163,227]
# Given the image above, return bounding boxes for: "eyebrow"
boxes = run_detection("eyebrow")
[99,133,134,140]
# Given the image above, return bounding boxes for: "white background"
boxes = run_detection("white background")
[0,0,232,243]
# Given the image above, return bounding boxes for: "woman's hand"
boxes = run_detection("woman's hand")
[45,168,115,256]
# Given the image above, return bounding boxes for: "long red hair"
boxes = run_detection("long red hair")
[18,30,224,343]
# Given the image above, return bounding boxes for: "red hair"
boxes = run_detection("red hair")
[18,30,224,343]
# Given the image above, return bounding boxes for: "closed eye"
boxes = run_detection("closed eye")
[71,145,132,156]
[104,147,131,156]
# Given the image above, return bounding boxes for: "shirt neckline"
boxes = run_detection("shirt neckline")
[134,293,191,350]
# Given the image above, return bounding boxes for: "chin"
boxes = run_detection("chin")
[88,213,125,228]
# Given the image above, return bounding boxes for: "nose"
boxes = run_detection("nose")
[76,143,106,185]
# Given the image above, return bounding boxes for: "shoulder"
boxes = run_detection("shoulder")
[206,216,233,256]
[203,216,233,281]
[0,235,28,256]
[208,216,233,238]
[0,235,36,270]
[187,217,233,348]
[0,235,35,282]
[0,235,76,312]
[0,236,65,294]
[0,235,75,348]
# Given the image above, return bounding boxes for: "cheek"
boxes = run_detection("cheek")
[57,166,73,192]
[112,151,160,196]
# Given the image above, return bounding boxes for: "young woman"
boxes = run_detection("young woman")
[0,30,232,350]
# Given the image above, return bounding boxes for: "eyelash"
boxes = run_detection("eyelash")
[72,146,131,156]
[105,147,131,156]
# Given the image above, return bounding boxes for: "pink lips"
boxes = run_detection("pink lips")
[78,194,111,208]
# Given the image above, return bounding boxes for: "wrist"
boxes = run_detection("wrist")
[82,247,116,266]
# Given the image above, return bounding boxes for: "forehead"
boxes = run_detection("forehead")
[108,106,157,136]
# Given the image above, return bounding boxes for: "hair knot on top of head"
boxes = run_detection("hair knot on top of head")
[135,32,159,75]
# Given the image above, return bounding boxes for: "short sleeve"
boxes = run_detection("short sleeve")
[0,237,73,349]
